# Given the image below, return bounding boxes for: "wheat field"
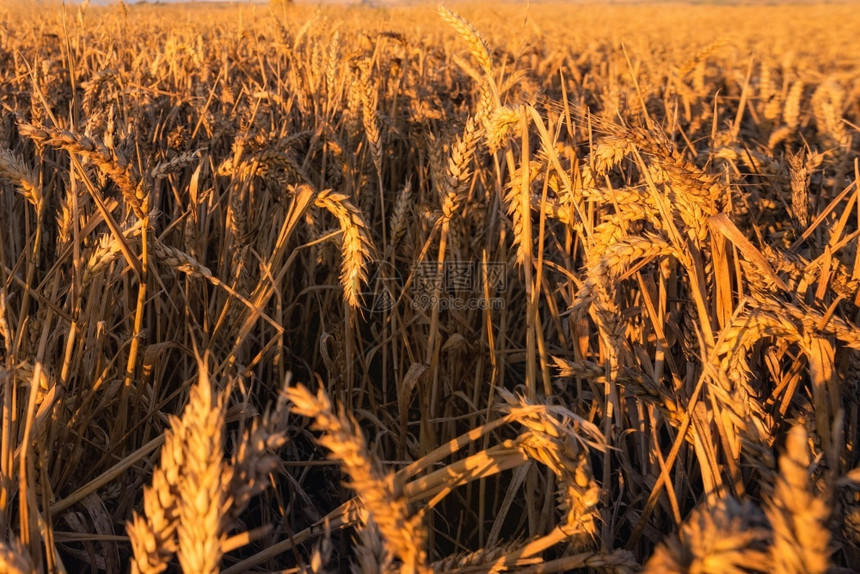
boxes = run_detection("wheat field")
[0,0,859,572]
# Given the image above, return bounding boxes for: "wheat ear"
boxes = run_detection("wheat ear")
[127,362,229,574]
[644,498,771,573]
[311,187,375,309]
[228,390,290,524]
[438,115,482,222]
[287,384,430,574]
[496,387,605,546]
[127,413,186,573]
[767,424,831,574]
[0,147,42,210]
[19,123,147,217]
[0,534,34,574]
[437,5,493,78]
[175,364,230,574]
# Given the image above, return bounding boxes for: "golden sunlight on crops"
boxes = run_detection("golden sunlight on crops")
[0,0,859,572]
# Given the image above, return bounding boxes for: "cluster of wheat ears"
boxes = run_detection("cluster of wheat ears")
[0,1,858,572]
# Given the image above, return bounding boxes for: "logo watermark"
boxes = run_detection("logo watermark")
[358,260,401,313]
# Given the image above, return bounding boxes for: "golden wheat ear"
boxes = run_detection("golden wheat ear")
[0,148,41,210]
[767,424,832,574]
[644,498,771,573]
[127,360,229,574]
[0,534,35,574]
[286,384,431,574]
[311,187,376,309]
[19,123,148,218]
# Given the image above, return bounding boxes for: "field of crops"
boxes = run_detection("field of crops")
[1,1,859,572]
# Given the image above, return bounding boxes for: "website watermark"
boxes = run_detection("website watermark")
[358,260,508,313]
[410,294,505,311]
[410,261,507,311]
